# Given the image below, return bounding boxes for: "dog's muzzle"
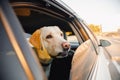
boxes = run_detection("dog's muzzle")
[56,42,71,57]
[55,46,71,58]
[57,51,69,57]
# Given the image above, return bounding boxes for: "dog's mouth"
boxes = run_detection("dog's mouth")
[57,51,68,57]
[49,51,69,58]
[56,47,71,58]
[54,49,71,58]
[50,47,71,58]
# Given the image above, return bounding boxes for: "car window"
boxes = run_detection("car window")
[0,2,48,79]
[0,20,27,80]
[13,7,80,51]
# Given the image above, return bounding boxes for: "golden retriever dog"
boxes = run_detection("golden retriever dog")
[29,26,70,77]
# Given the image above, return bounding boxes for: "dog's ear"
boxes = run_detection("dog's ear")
[29,29,40,49]
[29,29,52,63]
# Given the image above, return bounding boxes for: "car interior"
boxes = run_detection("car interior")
[13,7,79,80]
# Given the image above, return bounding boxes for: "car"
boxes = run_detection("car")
[0,0,120,80]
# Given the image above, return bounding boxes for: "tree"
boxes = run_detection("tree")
[88,24,102,35]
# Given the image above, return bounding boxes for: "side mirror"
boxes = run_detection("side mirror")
[99,39,111,47]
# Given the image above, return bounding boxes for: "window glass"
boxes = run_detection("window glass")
[0,19,27,80]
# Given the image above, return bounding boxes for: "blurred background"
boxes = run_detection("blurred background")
[62,0,120,37]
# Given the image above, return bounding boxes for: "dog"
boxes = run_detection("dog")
[29,26,70,77]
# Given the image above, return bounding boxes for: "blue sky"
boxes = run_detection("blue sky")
[61,0,120,32]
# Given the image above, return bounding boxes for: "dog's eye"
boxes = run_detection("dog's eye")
[46,35,53,39]
[60,33,63,36]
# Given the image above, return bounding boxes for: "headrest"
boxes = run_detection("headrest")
[29,29,52,64]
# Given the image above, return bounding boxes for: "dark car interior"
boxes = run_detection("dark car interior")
[13,6,79,80]
[14,7,73,33]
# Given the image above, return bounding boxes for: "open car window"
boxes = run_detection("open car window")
[13,6,80,51]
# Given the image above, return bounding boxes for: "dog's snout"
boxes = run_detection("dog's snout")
[62,42,70,50]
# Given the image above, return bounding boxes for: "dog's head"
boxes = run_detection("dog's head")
[29,26,70,63]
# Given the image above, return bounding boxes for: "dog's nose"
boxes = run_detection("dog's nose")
[62,42,70,50]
